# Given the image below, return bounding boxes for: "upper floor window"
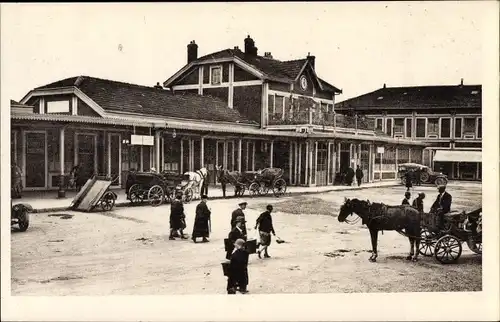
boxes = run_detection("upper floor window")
[375,118,383,131]
[47,100,70,114]
[210,66,222,85]
[427,118,439,135]
[385,118,393,136]
[393,118,404,134]
[440,118,451,138]
[464,117,476,134]
[405,118,412,138]
[477,117,482,139]
[454,118,462,138]
[416,118,426,138]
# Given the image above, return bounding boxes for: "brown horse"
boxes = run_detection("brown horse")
[338,198,422,262]
[215,166,244,198]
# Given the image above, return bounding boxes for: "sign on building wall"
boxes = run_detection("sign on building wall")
[130,135,154,146]
[377,146,385,154]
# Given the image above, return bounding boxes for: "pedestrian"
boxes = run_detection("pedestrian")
[412,192,425,213]
[192,194,211,243]
[200,170,209,196]
[430,185,452,230]
[226,216,247,260]
[169,192,188,240]
[404,170,413,192]
[346,167,355,186]
[11,162,23,199]
[226,238,250,294]
[415,167,422,186]
[401,191,411,205]
[231,201,248,235]
[255,204,276,259]
[355,165,364,187]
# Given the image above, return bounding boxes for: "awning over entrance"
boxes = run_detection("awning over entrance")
[433,150,482,163]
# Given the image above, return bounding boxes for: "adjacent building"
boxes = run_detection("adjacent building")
[335,81,482,181]
[11,36,427,195]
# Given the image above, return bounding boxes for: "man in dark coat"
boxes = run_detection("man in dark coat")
[226,217,247,260]
[255,204,276,259]
[345,167,355,186]
[401,191,411,205]
[192,194,211,243]
[231,202,248,235]
[355,165,364,187]
[404,170,413,192]
[227,238,250,294]
[430,185,452,230]
[11,162,23,199]
[169,193,187,240]
[412,192,425,213]
[200,171,209,196]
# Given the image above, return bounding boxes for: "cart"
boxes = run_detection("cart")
[418,206,482,264]
[69,175,119,212]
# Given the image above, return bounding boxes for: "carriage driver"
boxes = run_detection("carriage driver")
[430,185,452,230]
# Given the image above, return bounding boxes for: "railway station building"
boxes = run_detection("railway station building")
[11,36,427,195]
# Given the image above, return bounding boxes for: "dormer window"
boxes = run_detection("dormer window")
[210,66,222,85]
[46,100,70,114]
[471,90,479,95]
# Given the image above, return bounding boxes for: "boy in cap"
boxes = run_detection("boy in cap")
[255,204,276,259]
[231,201,248,235]
[412,192,425,213]
[226,216,247,259]
[227,238,250,294]
[401,191,411,205]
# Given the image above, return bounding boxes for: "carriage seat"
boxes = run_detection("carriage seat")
[444,210,466,221]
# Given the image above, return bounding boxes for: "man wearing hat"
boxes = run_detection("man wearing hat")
[192,194,211,243]
[231,201,248,235]
[226,216,247,260]
[431,185,452,230]
[227,238,250,294]
[412,192,425,213]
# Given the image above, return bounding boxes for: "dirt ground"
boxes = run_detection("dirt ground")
[11,182,482,295]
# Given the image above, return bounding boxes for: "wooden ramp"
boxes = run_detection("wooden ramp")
[69,176,112,212]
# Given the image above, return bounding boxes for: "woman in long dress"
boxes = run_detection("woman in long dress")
[192,195,211,243]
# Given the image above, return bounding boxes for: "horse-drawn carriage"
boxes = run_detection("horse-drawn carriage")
[419,206,482,264]
[217,167,287,197]
[398,163,448,187]
[126,171,194,207]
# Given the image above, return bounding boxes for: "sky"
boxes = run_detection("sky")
[0,2,493,103]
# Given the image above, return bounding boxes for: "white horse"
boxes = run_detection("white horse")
[184,167,208,200]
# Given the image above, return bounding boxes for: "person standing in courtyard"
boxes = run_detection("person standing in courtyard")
[412,192,425,213]
[404,170,413,192]
[169,192,188,240]
[401,191,411,205]
[231,201,248,235]
[226,216,247,260]
[431,185,452,230]
[355,165,364,187]
[226,238,250,294]
[11,162,23,199]
[255,204,276,259]
[346,166,355,186]
[192,194,211,243]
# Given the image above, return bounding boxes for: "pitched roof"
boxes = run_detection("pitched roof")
[34,76,256,124]
[335,84,482,110]
[188,48,341,93]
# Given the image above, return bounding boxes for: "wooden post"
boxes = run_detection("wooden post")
[289,141,292,184]
[57,127,66,198]
[155,131,161,171]
[298,143,302,185]
[252,142,255,171]
[395,146,399,178]
[180,140,183,174]
[238,139,242,172]
[314,141,318,185]
[245,141,249,171]
[269,140,274,168]
[379,152,383,181]
[408,147,412,163]
[327,142,331,185]
[368,144,373,183]
[337,142,341,172]
[200,137,205,168]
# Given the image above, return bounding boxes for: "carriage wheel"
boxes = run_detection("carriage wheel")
[418,228,436,257]
[183,188,194,203]
[148,185,164,207]
[17,211,30,232]
[259,185,270,196]
[235,185,246,197]
[467,237,482,255]
[435,177,447,187]
[401,177,407,185]
[100,191,116,211]
[420,172,430,183]
[434,235,462,264]
[128,184,143,204]
[272,178,287,197]
[249,182,260,197]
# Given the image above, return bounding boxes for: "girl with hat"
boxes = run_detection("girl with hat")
[255,204,276,259]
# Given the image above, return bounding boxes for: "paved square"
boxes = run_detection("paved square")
[11,182,482,295]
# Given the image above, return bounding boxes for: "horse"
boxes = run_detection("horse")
[215,165,244,198]
[183,167,208,200]
[338,197,422,262]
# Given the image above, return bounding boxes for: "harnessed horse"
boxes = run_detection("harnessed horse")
[184,167,208,200]
[338,198,422,262]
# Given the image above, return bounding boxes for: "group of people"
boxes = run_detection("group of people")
[167,194,277,295]
[339,165,365,186]
[401,184,452,230]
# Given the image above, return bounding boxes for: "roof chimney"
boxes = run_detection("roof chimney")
[187,40,198,64]
[383,83,386,89]
[307,52,316,69]
[154,82,163,89]
[264,52,273,59]
[234,46,239,50]
[244,35,256,56]
[460,78,464,86]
